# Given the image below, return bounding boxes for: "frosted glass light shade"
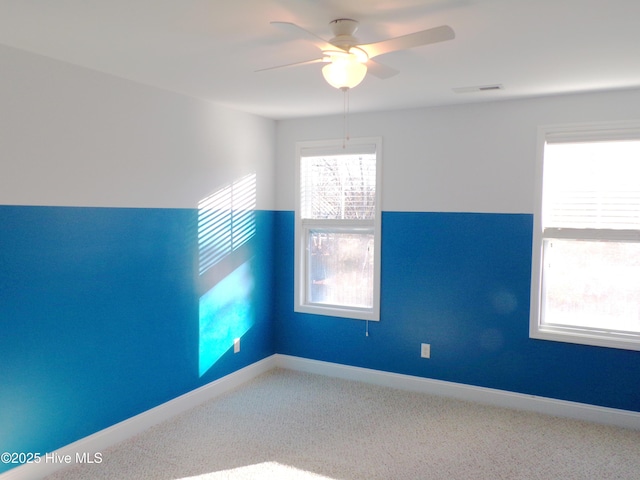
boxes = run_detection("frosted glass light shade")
[322,57,367,90]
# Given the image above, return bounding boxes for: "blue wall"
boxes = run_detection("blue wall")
[0,205,275,473]
[275,210,640,412]
[3,205,640,474]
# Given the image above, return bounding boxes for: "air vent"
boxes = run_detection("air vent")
[452,84,504,94]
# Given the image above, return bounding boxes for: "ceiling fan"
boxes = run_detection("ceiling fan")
[258,18,455,90]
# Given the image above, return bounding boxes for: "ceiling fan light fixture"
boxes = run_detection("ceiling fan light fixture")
[322,54,367,90]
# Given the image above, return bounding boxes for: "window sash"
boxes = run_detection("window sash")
[540,237,640,328]
[302,226,374,310]
[542,140,640,231]
[301,218,374,229]
[300,153,377,221]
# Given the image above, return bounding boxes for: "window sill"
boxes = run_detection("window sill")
[531,326,640,351]
[295,303,380,322]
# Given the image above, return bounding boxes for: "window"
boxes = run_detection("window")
[294,138,382,321]
[531,123,640,350]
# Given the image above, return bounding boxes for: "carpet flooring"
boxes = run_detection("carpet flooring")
[45,368,640,479]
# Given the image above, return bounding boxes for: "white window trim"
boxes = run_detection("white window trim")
[294,137,382,321]
[530,121,640,351]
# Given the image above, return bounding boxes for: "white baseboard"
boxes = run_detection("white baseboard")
[274,354,640,431]
[5,354,639,479]
[1,356,276,480]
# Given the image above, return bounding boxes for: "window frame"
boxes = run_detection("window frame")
[530,121,640,351]
[294,137,382,321]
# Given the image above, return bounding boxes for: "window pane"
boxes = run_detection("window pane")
[543,239,640,333]
[301,154,376,220]
[543,141,640,230]
[307,231,374,308]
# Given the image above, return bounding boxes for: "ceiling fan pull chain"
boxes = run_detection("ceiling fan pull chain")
[346,87,350,142]
[342,87,346,148]
[342,86,350,148]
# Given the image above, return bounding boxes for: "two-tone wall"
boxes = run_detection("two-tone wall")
[274,88,640,413]
[3,39,640,476]
[0,45,276,474]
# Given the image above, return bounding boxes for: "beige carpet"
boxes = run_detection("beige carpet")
[46,368,640,479]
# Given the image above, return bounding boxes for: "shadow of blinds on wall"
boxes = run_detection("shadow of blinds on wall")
[198,174,256,276]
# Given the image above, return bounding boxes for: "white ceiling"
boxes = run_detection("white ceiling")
[1,0,639,120]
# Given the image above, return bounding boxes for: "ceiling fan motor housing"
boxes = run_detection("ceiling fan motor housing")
[329,18,360,50]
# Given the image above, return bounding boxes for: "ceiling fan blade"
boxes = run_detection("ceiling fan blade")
[270,21,336,52]
[366,59,399,79]
[360,25,455,59]
[255,57,326,73]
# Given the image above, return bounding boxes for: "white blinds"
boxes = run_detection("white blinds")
[300,153,377,220]
[543,140,640,230]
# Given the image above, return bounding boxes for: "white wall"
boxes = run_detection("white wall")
[0,44,276,210]
[276,88,640,213]
[4,40,639,215]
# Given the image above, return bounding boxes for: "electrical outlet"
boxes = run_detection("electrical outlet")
[421,343,430,359]
[234,338,240,353]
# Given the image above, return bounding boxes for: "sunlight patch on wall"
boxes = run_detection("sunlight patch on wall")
[198,174,256,276]
[198,261,255,377]
[176,461,337,479]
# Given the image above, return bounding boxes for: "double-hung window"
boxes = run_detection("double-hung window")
[294,137,382,321]
[530,123,640,350]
